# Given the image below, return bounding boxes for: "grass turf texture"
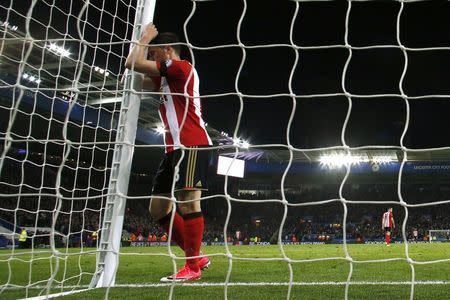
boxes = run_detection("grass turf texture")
[1,243,450,299]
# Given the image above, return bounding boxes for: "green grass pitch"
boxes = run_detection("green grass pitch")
[1,243,450,299]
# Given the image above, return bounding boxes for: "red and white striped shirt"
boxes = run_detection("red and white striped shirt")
[382,211,393,228]
[151,59,212,152]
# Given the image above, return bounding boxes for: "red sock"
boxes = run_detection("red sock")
[183,213,204,272]
[387,234,391,244]
[158,211,185,250]
[385,234,388,244]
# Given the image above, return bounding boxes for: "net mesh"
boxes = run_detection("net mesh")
[1,0,450,299]
[0,0,137,297]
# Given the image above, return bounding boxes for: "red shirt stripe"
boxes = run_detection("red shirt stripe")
[152,60,212,152]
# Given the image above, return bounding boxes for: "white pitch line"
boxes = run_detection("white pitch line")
[18,288,92,300]
[112,281,450,287]
[9,280,450,291]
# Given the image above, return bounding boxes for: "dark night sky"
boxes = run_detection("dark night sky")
[153,0,450,149]
[5,0,450,149]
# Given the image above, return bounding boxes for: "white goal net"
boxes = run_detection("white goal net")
[1,0,450,299]
[0,0,144,298]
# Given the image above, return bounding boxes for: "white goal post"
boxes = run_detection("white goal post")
[0,0,156,298]
[89,0,156,290]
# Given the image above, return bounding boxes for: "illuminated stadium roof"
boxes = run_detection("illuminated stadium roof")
[3,19,450,166]
[0,23,225,144]
[220,148,450,164]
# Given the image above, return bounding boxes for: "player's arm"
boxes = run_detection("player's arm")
[142,76,156,91]
[391,216,395,229]
[125,23,160,76]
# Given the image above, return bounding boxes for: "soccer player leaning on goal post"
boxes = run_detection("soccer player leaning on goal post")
[125,23,212,281]
[382,207,395,246]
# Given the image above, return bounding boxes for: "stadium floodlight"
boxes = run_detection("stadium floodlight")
[241,140,250,149]
[94,66,110,77]
[233,137,251,149]
[47,43,71,57]
[155,124,165,134]
[371,156,393,164]
[60,91,75,101]
[319,153,367,168]
[22,72,41,84]
[1,20,17,31]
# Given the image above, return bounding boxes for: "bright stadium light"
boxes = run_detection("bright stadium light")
[47,43,71,57]
[60,91,75,101]
[22,73,41,84]
[155,124,165,134]
[233,137,250,149]
[94,66,110,77]
[0,20,17,31]
[319,153,367,168]
[372,156,393,164]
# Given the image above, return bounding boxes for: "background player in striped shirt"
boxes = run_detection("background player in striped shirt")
[125,23,212,281]
[382,207,395,246]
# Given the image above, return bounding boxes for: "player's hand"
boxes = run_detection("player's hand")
[140,23,158,43]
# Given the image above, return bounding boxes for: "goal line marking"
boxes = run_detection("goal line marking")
[17,281,450,300]
[14,280,450,290]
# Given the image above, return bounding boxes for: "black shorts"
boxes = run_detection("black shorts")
[384,227,391,233]
[151,146,212,195]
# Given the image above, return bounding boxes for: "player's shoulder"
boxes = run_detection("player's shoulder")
[167,59,194,76]
[167,59,191,68]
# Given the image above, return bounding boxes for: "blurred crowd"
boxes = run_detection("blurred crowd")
[1,150,450,247]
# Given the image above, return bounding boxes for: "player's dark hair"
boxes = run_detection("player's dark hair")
[150,32,181,56]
